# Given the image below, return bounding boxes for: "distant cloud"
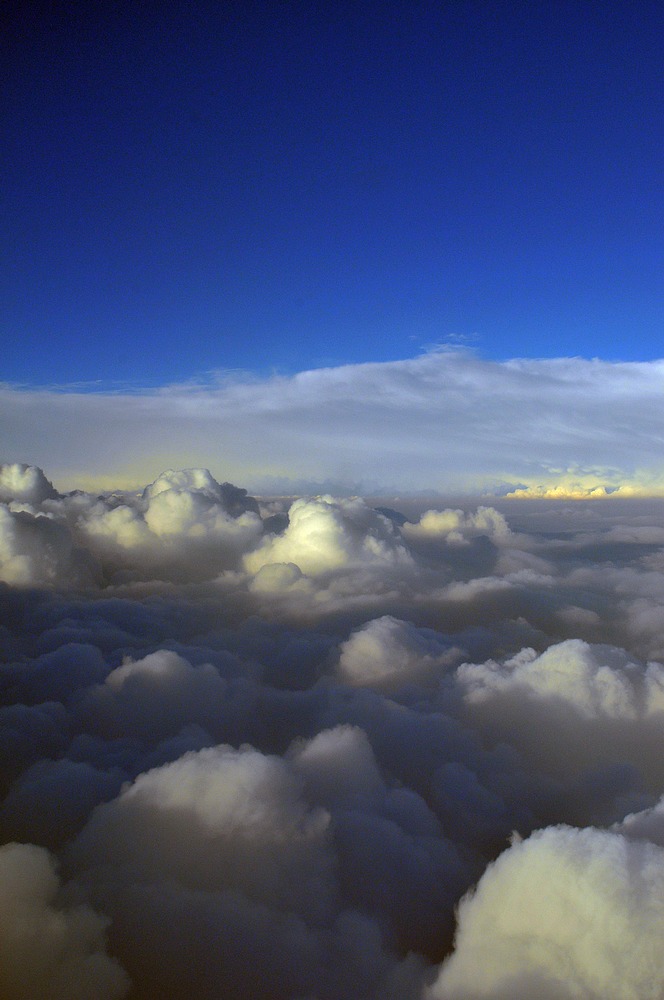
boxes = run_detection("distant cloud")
[3,351,664,495]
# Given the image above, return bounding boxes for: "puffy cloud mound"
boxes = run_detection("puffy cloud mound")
[403,506,511,544]
[0,463,59,505]
[338,616,460,689]
[428,824,664,1000]
[611,793,664,850]
[0,465,266,586]
[71,467,264,582]
[457,639,655,719]
[77,649,231,741]
[454,639,664,800]
[0,842,129,1000]
[245,495,412,577]
[73,743,333,918]
[289,724,385,808]
[143,467,259,517]
[142,467,260,541]
[68,741,431,998]
[0,506,97,587]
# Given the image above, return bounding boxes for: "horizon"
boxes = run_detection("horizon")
[3,3,664,998]
[5,348,664,499]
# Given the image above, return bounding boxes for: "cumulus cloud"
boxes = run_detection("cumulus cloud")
[0,464,264,586]
[428,825,664,1000]
[244,495,412,578]
[3,463,664,996]
[453,639,664,805]
[72,744,334,918]
[402,506,511,545]
[0,463,60,506]
[457,638,654,719]
[0,506,97,587]
[0,841,129,1000]
[338,616,461,690]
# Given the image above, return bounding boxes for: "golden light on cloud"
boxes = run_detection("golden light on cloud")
[5,351,664,498]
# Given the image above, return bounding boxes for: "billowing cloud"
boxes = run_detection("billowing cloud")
[72,744,334,917]
[245,495,412,577]
[338,616,461,689]
[402,506,511,544]
[428,824,664,1000]
[0,506,97,587]
[3,463,664,996]
[0,842,129,1000]
[0,463,59,505]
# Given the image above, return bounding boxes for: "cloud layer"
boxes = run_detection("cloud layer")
[4,350,664,495]
[3,460,664,996]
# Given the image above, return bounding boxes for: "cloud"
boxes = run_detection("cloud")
[72,744,334,918]
[427,824,664,1000]
[4,351,664,495]
[457,639,654,719]
[452,639,664,809]
[0,463,59,505]
[0,464,264,586]
[337,616,462,690]
[0,841,129,1000]
[245,495,412,578]
[4,463,664,995]
[0,506,98,587]
[68,741,427,999]
[402,506,511,544]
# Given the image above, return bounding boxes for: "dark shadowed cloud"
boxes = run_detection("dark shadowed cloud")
[2,461,664,996]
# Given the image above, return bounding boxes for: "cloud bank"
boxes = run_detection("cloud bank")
[4,350,664,495]
[2,460,664,996]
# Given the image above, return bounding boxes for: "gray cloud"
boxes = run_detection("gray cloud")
[0,841,129,999]
[2,463,664,995]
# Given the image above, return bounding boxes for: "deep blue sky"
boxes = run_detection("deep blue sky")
[3,1,662,387]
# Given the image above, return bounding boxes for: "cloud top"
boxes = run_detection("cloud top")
[428,824,664,1000]
[3,461,664,996]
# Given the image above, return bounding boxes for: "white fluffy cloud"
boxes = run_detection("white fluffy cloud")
[457,638,658,720]
[0,463,59,505]
[453,639,664,798]
[338,616,461,689]
[245,495,412,577]
[0,505,97,587]
[0,464,264,585]
[428,824,664,1000]
[73,744,334,918]
[402,507,511,545]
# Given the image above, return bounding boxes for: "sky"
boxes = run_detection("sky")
[3,9,664,993]
[3,0,663,392]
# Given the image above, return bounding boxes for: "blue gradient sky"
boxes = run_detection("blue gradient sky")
[3,1,662,388]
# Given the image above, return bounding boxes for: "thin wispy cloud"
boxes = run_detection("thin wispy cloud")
[3,351,664,496]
